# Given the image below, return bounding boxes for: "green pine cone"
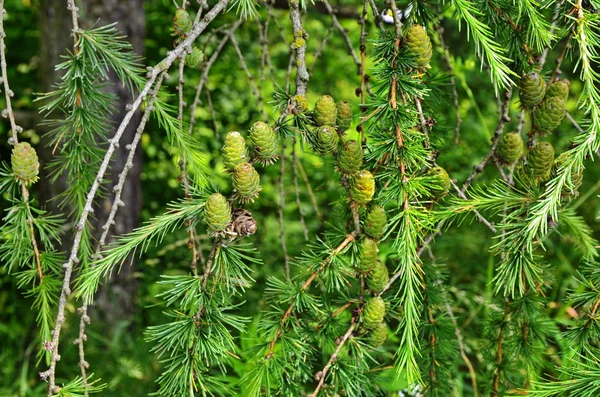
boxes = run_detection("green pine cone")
[496,132,524,164]
[427,166,451,198]
[350,170,375,205]
[364,205,386,240]
[222,131,248,170]
[368,322,388,347]
[357,238,379,273]
[313,126,339,155]
[366,260,389,294]
[314,95,337,126]
[526,141,555,182]
[337,140,363,175]
[553,153,583,197]
[362,297,386,330]
[335,101,353,132]
[205,193,232,233]
[519,73,547,109]
[294,95,309,112]
[545,79,570,101]
[232,162,262,203]
[173,8,192,37]
[249,121,278,165]
[11,142,39,185]
[533,96,566,134]
[185,47,204,68]
[405,24,433,68]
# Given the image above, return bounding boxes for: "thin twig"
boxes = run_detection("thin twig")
[445,303,478,397]
[461,89,512,194]
[42,1,231,392]
[265,232,357,359]
[309,322,357,397]
[278,140,290,278]
[292,141,309,240]
[437,25,462,145]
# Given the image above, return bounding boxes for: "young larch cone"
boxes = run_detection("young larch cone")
[368,322,388,347]
[173,8,192,37]
[222,131,248,170]
[364,205,386,240]
[313,126,339,155]
[362,297,386,329]
[533,96,566,134]
[496,132,524,164]
[11,142,39,185]
[232,162,261,203]
[545,79,570,101]
[249,121,278,165]
[366,260,389,293]
[405,24,433,68]
[526,141,555,182]
[313,95,337,126]
[519,73,546,109]
[357,238,379,273]
[335,101,353,132]
[350,170,375,205]
[427,166,451,198]
[205,193,232,233]
[337,140,363,176]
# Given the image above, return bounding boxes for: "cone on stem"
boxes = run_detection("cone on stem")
[519,73,546,109]
[337,140,363,176]
[368,322,388,347]
[350,170,375,205]
[313,95,337,126]
[232,162,261,203]
[366,260,389,293]
[364,205,386,240]
[496,132,524,164]
[205,193,232,233]
[249,121,278,165]
[362,297,386,329]
[313,126,339,155]
[427,166,451,198]
[11,142,39,185]
[335,101,353,132]
[405,24,433,68]
[533,96,566,134]
[357,238,378,273]
[526,141,554,182]
[222,131,248,170]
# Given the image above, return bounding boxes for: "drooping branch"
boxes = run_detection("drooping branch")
[42,0,231,392]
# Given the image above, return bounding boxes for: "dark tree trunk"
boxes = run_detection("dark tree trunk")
[38,0,145,324]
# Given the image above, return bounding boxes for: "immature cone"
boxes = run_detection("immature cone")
[350,170,375,205]
[314,95,337,126]
[366,260,389,294]
[533,96,566,134]
[294,95,309,112]
[335,101,353,132]
[364,205,386,240]
[545,79,570,101]
[362,297,386,329]
[337,140,363,175]
[519,73,547,109]
[185,47,204,68]
[553,153,583,197]
[368,322,388,347]
[173,8,192,37]
[204,193,232,233]
[357,238,378,273]
[427,166,451,198]
[249,121,278,165]
[11,142,39,185]
[526,141,555,182]
[222,131,248,170]
[232,162,262,203]
[496,132,524,164]
[313,126,339,155]
[405,24,433,68]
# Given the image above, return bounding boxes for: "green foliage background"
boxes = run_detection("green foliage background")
[1,0,599,396]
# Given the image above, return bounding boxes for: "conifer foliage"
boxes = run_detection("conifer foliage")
[1,0,600,396]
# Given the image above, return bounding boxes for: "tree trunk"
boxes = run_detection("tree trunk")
[38,0,145,324]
